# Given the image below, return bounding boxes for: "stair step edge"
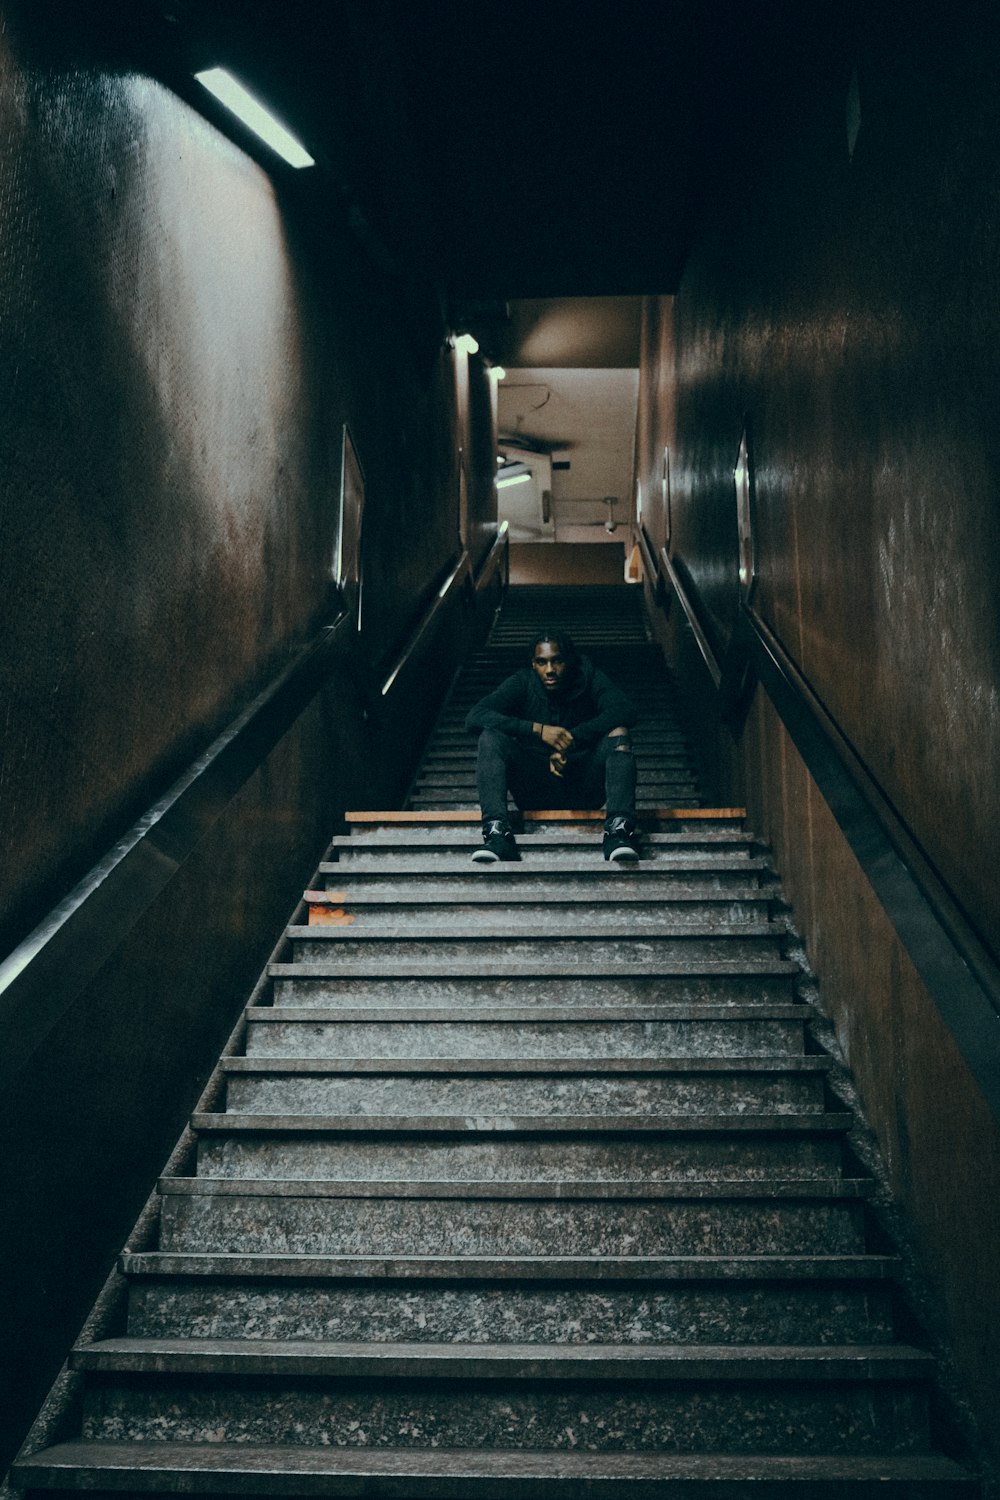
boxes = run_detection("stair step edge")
[15,1443,977,1495]
[220,1057,834,1075]
[157,1177,874,1200]
[249,1004,810,1023]
[268,959,800,976]
[72,1338,937,1382]
[189,1111,853,1135]
[119,1251,901,1281]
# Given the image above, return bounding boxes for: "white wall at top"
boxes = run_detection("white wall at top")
[498,367,639,539]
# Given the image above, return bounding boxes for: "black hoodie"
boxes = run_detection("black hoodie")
[464,655,637,762]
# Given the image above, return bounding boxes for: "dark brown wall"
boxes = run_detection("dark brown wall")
[465,355,501,573]
[637,3,1000,1472]
[0,1,495,1471]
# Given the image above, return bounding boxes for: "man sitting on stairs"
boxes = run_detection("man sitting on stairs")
[465,630,640,863]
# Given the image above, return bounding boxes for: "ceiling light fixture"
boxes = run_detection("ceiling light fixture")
[496,460,532,490]
[194,68,315,168]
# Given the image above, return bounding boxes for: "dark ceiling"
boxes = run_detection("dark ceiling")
[117,1,780,304]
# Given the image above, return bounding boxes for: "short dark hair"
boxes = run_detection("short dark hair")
[530,631,578,665]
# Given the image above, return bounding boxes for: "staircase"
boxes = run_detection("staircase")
[408,585,700,813]
[14,585,977,1496]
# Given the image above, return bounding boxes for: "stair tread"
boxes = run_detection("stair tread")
[220,1057,832,1075]
[19,1440,976,1485]
[342,809,745,824]
[330,831,754,846]
[304,888,772,906]
[251,1004,808,1022]
[287,920,784,939]
[191,1112,851,1134]
[270,958,798,976]
[17,1442,977,1494]
[318,858,771,874]
[120,1252,900,1280]
[158,1178,873,1200]
[73,1337,936,1380]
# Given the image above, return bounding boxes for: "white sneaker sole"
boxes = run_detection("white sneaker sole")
[471,848,501,863]
[608,845,639,863]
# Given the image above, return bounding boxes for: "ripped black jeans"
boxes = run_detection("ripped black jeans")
[475,728,636,822]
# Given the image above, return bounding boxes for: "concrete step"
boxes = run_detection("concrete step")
[409,786,702,804]
[121,1252,899,1345]
[300,894,774,929]
[245,1006,808,1059]
[14,1441,978,1495]
[336,815,750,841]
[192,1115,849,1185]
[156,1179,871,1258]
[72,1341,932,1453]
[408,797,704,811]
[267,965,799,1009]
[328,835,760,862]
[78,1338,930,1382]
[286,922,786,965]
[219,1059,830,1117]
[318,856,775,883]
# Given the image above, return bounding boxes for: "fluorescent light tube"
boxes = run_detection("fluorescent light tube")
[195,68,314,168]
[496,472,531,489]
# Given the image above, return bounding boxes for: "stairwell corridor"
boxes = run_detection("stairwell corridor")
[14,586,978,1497]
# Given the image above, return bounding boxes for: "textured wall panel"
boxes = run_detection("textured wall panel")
[638,6,1000,1473]
[660,9,1000,962]
[0,9,465,958]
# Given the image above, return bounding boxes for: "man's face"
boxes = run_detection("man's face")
[531,641,568,693]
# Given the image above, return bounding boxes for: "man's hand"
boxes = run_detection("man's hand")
[549,750,567,778]
[539,724,574,753]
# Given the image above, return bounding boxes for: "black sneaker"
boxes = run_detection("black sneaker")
[472,819,520,863]
[603,816,639,863]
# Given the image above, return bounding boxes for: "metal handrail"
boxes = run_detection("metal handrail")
[655,551,1000,1120]
[634,523,659,593]
[474,518,510,587]
[379,551,472,698]
[741,604,1000,1114]
[659,545,723,688]
[380,523,509,699]
[0,614,352,1084]
[1,523,512,1087]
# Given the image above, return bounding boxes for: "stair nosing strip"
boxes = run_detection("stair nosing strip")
[286,922,785,940]
[119,1250,900,1281]
[189,1112,851,1136]
[269,959,799,976]
[301,892,773,908]
[157,1176,872,1200]
[16,1445,975,1485]
[220,1056,832,1075]
[249,1005,809,1023]
[71,1337,935,1381]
